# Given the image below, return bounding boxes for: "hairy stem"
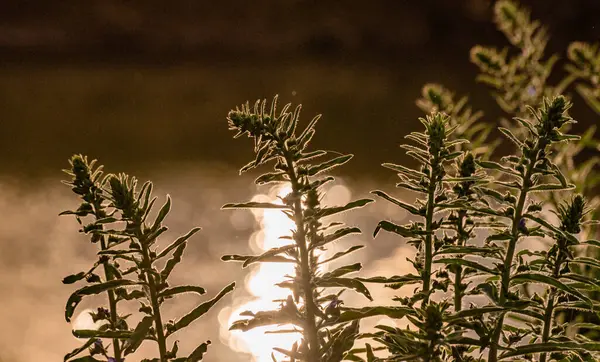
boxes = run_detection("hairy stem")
[422,181,436,305]
[454,211,467,312]
[284,152,320,362]
[540,254,563,362]
[93,199,123,362]
[423,159,441,306]
[100,239,123,362]
[488,154,536,362]
[141,239,168,362]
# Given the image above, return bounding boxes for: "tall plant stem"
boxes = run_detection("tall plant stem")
[141,239,168,362]
[454,212,467,312]
[488,156,536,362]
[422,182,436,305]
[540,255,563,362]
[100,239,123,362]
[423,160,441,306]
[284,152,320,362]
[93,199,123,362]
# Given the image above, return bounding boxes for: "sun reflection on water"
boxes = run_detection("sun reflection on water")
[219,182,354,361]
[219,185,301,362]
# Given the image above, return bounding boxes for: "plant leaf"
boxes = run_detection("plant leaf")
[371,190,421,215]
[123,316,154,355]
[160,285,207,298]
[318,199,374,218]
[307,154,353,176]
[222,201,290,210]
[66,279,140,321]
[188,341,212,361]
[156,227,201,259]
[511,273,590,303]
[169,282,235,335]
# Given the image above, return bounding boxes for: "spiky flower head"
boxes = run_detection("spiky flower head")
[459,153,476,178]
[67,155,98,197]
[108,174,138,220]
[423,112,450,157]
[557,194,588,234]
[536,96,574,140]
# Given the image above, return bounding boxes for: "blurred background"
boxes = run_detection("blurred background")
[1,1,598,361]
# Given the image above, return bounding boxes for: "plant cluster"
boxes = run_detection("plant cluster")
[61,155,235,362]
[60,1,600,361]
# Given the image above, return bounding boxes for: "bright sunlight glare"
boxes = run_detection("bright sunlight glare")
[219,182,353,361]
[219,185,301,362]
[71,308,105,341]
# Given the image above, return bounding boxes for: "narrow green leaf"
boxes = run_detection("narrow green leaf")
[160,285,207,298]
[323,306,413,327]
[476,160,520,177]
[170,282,235,335]
[523,214,579,244]
[318,245,364,265]
[356,274,421,286]
[151,195,171,231]
[307,154,353,176]
[529,183,575,192]
[498,127,523,147]
[571,256,600,270]
[382,163,423,178]
[499,342,600,358]
[372,190,421,215]
[62,272,86,285]
[123,316,153,355]
[230,309,299,332]
[311,227,361,249]
[64,338,96,361]
[318,198,374,218]
[72,329,132,339]
[255,172,288,185]
[373,221,418,238]
[160,241,186,280]
[157,227,202,259]
[221,244,296,268]
[316,277,372,300]
[511,273,590,303]
[434,245,502,256]
[320,263,362,279]
[66,279,140,321]
[434,258,499,275]
[221,201,290,210]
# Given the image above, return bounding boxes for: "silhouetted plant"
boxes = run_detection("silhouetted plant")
[221,96,413,361]
[416,84,494,157]
[57,1,600,361]
[356,112,493,361]
[469,0,600,350]
[61,155,235,362]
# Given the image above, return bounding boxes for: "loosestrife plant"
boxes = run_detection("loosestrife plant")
[61,155,235,362]
[56,1,600,361]
[363,97,600,362]
[470,0,600,347]
[362,113,490,361]
[222,97,409,361]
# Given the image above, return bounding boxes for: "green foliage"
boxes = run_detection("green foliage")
[61,155,234,362]
[56,1,600,361]
[567,41,600,114]
[416,84,494,157]
[470,0,559,117]
[223,96,377,361]
[357,2,600,361]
